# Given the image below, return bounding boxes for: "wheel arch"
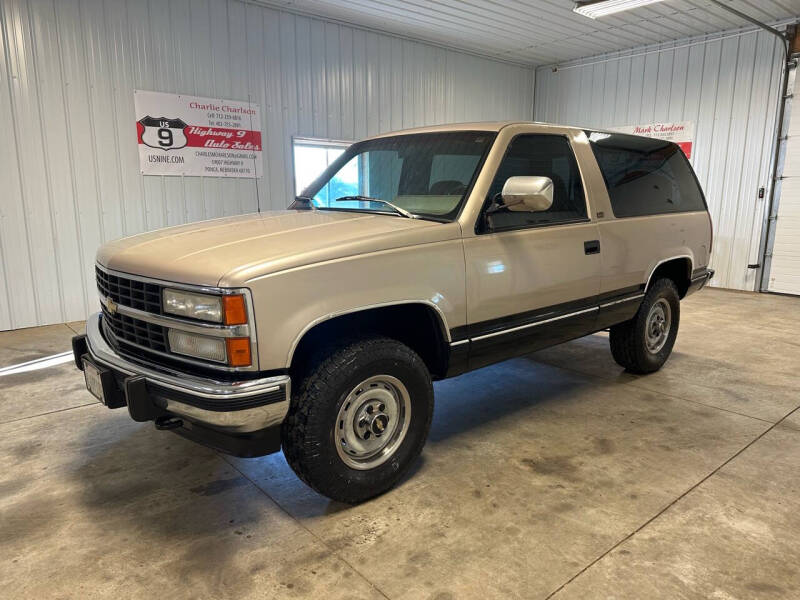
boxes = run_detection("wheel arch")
[287,301,452,380]
[645,255,693,298]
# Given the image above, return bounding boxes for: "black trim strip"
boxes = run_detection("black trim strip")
[472,306,598,342]
[449,286,646,345]
[691,267,713,280]
[444,340,470,378]
[450,325,470,343]
[599,294,644,308]
[469,307,599,371]
[447,285,649,373]
[596,293,643,331]
[597,284,644,304]
[686,267,714,297]
[465,294,600,340]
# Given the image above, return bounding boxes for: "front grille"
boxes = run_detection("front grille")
[96,266,162,314]
[96,266,167,355]
[101,306,169,353]
[94,265,248,374]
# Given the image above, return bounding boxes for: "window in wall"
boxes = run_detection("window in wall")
[486,134,587,231]
[293,138,354,205]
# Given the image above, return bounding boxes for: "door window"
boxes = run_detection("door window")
[486,135,587,231]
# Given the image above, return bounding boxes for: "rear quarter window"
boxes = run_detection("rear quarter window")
[587,132,707,218]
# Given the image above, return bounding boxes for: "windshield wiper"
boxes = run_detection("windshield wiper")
[334,196,419,219]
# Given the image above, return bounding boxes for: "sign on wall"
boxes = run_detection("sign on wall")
[134,90,262,178]
[611,121,695,159]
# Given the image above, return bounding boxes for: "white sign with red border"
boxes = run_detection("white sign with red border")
[135,90,262,178]
[610,121,695,159]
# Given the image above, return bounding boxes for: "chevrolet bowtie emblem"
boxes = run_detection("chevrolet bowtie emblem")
[104,296,118,315]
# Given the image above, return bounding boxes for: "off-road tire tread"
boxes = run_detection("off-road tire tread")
[281,336,432,503]
[609,278,680,374]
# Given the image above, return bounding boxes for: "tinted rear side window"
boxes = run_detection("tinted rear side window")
[587,132,706,218]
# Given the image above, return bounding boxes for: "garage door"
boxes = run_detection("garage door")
[768,69,800,295]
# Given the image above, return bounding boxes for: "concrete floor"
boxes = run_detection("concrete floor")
[1,289,799,599]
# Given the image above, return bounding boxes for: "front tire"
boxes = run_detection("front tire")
[609,278,680,374]
[281,337,433,504]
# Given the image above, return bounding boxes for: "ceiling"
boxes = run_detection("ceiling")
[256,0,799,65]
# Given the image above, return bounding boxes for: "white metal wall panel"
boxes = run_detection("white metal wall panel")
[0,0,534,330]
[768,69,800,295]
[535,29,786,291]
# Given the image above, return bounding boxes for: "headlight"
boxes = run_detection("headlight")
[167,330,227,363]
[163,289,223,322]
[163,289,248,325]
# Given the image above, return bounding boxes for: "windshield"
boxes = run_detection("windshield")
[300,131,496,221]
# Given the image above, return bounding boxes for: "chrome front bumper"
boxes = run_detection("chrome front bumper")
[81,313,290,433]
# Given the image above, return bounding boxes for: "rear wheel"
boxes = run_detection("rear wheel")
[281,337,433,503]
[609,278,680,374]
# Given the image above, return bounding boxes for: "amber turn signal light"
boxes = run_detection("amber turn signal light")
[223,295,247,325]
[226,337,252,367]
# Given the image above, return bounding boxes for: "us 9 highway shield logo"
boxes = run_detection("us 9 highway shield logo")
[138,116,188,150]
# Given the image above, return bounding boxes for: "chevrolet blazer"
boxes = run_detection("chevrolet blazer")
[73,121,714,503]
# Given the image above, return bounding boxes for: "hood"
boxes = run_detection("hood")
[97,210,459,287]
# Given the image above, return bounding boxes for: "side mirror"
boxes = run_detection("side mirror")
[500,176,554,212]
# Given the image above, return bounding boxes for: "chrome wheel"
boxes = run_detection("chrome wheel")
[335,375,411,470]
[645,298,671,354]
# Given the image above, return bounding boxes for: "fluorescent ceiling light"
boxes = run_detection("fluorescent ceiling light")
[574,0,667,19]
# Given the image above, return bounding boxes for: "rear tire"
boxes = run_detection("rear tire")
[609,278,680,374]
[281,337,433,504]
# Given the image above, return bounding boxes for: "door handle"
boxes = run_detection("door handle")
[584,240,600,255]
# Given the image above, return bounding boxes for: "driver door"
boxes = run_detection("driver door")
[462,132,602,370]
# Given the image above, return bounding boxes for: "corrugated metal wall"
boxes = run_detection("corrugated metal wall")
[535,29,786,291]
[0,0,535,331]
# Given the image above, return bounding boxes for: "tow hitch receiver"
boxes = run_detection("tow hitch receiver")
[155,416,184,430]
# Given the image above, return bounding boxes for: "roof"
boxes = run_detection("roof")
[365,121,579,139]
[362,120,685,146]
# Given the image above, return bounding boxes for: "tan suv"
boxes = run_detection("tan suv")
[72,121,714,503]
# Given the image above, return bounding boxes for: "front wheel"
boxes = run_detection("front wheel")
[609,278,680,374]
[281,337,433,503]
